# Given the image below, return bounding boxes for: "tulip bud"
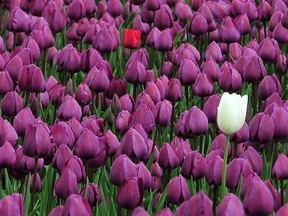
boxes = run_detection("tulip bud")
[5,55,23,82]
[217,92,248,135]
[52,144,73,171]
[203,94,221,123]
[219,17,241,43]
[117,177,144,209]
[57,95,82,121]
[167,175,190,205]
[133,15,150,35]
[7,7,29,32]
[176,59,200,85]
[62,194,91,216]
[79,183,101,207]
[205,41,222,63]
[165,78,183,102]
[154,29,173,52]
[242,146,263,176]
[125,60,147,85]
[48,205,63,216]
[189,12,208,36]
[154,4,173,30]
[62,156,86,182]
[217,193,245,216]
[1,91,24,117]
[205,155,223,185]
[258,74,282,101]
[126,48,149,69]
[55,169,78,200]
[271,107,288,140]
[219,64,242,92]
[273,153,288,180]
[192,73,214,97]
[158,143,180,169]
[13,107,36,137]
[175,191,213,216]
[123,29,141,49]
[136,162,152,189]
[153,100,172,127]
[116,110,131,132]
[0,193,25,216]
[0,141,16,169]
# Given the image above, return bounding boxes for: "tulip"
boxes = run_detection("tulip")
[22,122,51,158]
[0,70,13,96]
[165,78,183,102]
[117,177,144,209]
[21,36,40,61]
[210,134,232,156]
[242,146,263,176]
[158,143,180,169]
[192,73,214,97]
[7,7,29,32]
[234,14,251,35]
[217,92,248,135]
[79,183,101,207]
[134,92,154,111]
[167,175,190,205]
[154,4,173,30]
[0,141,16,169]
[249,112,274,143]
[271,107,288,140]
[62,194,91,216]
[275,55,287,75]
[5,55,23,82]
[230,122,249,143]
[48,206,63,216]
[175,191,213,216]
[273,153,288,179]
[205,41,222,63]
[126,48,149,69]
[1,91,24,117]
[131,207,149,216]
[80,48,103,72]
[243,179,274,216]
[93,24,120,53]
[154,28,173,52]
[110,154,137,186]
[116,110,131,132]
[52,144,73,171]
[4,120,18,147]
[153,100,172,127]
[258,74,282,100]
[217,193,245,216]
[219,17,241,43]
[55,169,78,200]
[30,26,55,50]
[0,193,24,216]
[13,107,36,137]
[57,95,82,121]
[136,162,152,189]
[61,156,86,182]
[176,59,200,85]
[133,15,150,36]
[276,204,288,216]
[189,12,208,36]
[123,29,141,49]
[125,60,147,85]
[145,81,161,104]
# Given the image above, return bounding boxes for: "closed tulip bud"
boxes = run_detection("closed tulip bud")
[145,0,160,11]
[18,64,46,93]
[151,162,163,177]
[79,183,101,207]
[273,153,288,179]
[117,177,144,209]
[276,204,288,216]
[55,169,78,200]
[125,60,147,85]
[106,0,123,17]
[158,143,180,169]
[110,154,137,186]
[75,128,99,160]
[243,179,274,216]
[174,2,192,22]
[52,144,73,171]
[175,191,213,216]
[131,207,149,216]
[210,134,232,156]
[219,17,241,43]
[153,100,172,127]
[184,106,209,137]
[219,64,242,92]
[189,12,208,36]
[48,205,63,216]
[258,37,281,63]
[205,155,223,185]
[156,208,174,216]
[192,73,214,97]
[120,128,148,160]
[181,150,206,179]
[75,83,92,106]
[217,92,248,135]
[154,4,173,30]
[145,81,161,104]
[62,156,86,182]
[275,55,287,75]
[230,122,249,143]
[0,70,14,95]
[134,92,154,112]
[0,193,24,216]
[201,58,221,82]
[165,78,183,102]
[13,107,36,137]
[23,122,51,158]
[106,78,126,99]
[0,141,16,169]
[262,92,283,112]
[258,74,282,100]
[205,41,222,63]
[159,61,173,78]
[57,95,82,121]
[242,146,263,176]
[203,94,221,123]
[30,26,55,49]
[271,107,288,139]
[93,24,120,53]
[62,194,91,216]
[85,67,110,93]
[5,55,23,82]
[123,29,141,49]
[154,28,173,52]
[273,22,288,43]
[81,116,104,137]
[234,14,251,35]
[167,175,190,205]
[67,0,86,21]
[176,59,200,85]
[136,162,152,189]
[1,91,24,117]
[30,172,42,193]
[62,49,81,74]
[126,48,149,69]
[217,193,245,216]
[129,103,155,133]
[249,112,274,143]
[116,110,131,132]
[80,48,103,73]
[21,36,40,61]
[7,7,29,32]
[258,0,271,21]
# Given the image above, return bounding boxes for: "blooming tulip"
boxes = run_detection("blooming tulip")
[217,92,248,135]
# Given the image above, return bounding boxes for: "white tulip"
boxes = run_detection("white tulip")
[217,92,248,135]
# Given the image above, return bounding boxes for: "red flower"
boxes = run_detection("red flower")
[123,29,141,49]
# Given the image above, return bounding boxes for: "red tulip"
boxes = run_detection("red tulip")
[123,29,141,49]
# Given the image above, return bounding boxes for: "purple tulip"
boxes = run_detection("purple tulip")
[1,91,23,117]
[52,144,73,171]
[55,169,78,200]
[234,14,251,35]
[242,146,263,176]
[258,74,282,100]
[203,94,221,123]
[273,153,288,180]
[21,36,40,61]
[219,16,241,43]
[181,150,206,179]
[13,107,36,137]
[189,12,208,36]
[30,26,55,50]
[4,120,18,147]
[79,183,101,207]
[217,193,245,216]
[125,60,147,85]
[167,175,190,205]
[57,95,82,121]
[153,100,172,127]
[116,110,131,132]
[158,142,180,169]
[62,194,91,216]
[7,7,29,32]
[61,156,86,182]
[0,193,24,216]
[219,63,242,92]
[205,41,222,63]
[271,106,288,139]
[258,37,281,63]
[165,78,183,102]
[136,162,152,189]
[205,155,223,185]
[175,191,213,216]
[107,78,126,99]
[0,140,16,169]
[276,204,288,216]
[5,55,23,81]
[192,73,214,97]
[48,205,63,216]
[176,59,200,85]
[154,4,173,30]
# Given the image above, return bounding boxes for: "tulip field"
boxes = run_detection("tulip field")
[2,0,288,215]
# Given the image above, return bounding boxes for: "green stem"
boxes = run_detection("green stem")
[221,134,230,199]
[170,102,175,142]
[213,185,218,215]
[29,157,38,212]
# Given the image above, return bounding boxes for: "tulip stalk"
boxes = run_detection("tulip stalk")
[29,157,38,212]
[221,134,230,199]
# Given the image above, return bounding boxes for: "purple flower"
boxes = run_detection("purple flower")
[57,95,82,121]
[62,194,91,216]
[217,193,245,216]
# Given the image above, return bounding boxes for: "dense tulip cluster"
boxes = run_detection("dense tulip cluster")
[0,0,288,215]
